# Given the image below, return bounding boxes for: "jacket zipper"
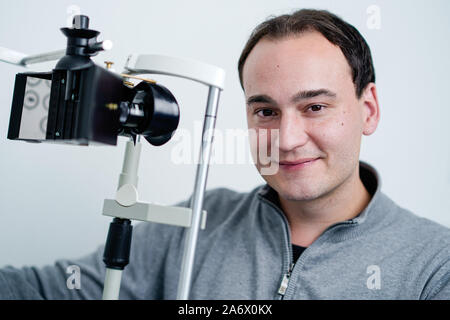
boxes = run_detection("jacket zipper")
[277,262,295,296]
[259,195,358,299]
[258,197,294,298]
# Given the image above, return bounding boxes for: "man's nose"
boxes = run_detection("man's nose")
[277,113,308,152]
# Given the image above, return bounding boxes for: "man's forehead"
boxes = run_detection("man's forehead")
[244,31,349,71]
[242,32,353,96]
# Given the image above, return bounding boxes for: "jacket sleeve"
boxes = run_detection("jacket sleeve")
[0,198,190,300]
[0,242,106,299]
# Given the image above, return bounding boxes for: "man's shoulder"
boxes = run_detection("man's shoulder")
[382,195,450,299]
[197,185,265,229]
[134,185,264,231]
[380,192,450,248]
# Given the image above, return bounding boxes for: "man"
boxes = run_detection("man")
[1,9,449,300]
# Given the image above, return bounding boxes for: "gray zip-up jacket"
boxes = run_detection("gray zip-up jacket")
[1,161,449,299]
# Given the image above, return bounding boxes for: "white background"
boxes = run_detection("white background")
[0,0,449,267]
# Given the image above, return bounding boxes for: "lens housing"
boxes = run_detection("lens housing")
[118,81,180,146]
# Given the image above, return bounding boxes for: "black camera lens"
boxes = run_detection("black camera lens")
[119,81,180,146]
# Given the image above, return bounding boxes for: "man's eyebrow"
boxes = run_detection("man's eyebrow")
[246,94,276,106]
[290,88,337,103]
[246,89,337,107]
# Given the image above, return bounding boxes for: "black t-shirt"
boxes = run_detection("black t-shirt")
[292,244,307,262]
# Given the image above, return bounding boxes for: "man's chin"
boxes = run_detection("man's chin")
[270,182,321,202]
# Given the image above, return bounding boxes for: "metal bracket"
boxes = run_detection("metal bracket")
[102,198,207,229]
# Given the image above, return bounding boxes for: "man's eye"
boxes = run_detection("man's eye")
[308,104,325,112]
[256,109,277,117]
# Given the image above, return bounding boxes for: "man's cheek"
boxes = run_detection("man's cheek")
[322,128,359,165]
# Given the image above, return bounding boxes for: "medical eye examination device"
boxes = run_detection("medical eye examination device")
[1,15,225,300]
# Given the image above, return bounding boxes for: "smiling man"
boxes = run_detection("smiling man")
[242,29,377,248]
[0,8,449,300]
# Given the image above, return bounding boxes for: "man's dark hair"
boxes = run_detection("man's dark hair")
[238,9,375,98]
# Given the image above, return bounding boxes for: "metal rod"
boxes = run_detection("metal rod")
[102,268,123,300]
[118,139,142,188]
[176,86,221,300]
[0,46,27,65]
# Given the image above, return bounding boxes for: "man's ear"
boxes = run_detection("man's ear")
[360,82,380,136]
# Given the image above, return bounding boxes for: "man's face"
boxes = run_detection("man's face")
[243,31,369,201]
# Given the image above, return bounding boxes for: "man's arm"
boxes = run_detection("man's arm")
[0,243,106,299]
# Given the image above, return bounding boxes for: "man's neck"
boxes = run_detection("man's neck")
[278,168,372,247]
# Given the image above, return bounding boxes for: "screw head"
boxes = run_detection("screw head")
[104,61,114,69]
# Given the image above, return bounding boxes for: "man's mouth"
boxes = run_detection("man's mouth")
[278,157,320,170]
